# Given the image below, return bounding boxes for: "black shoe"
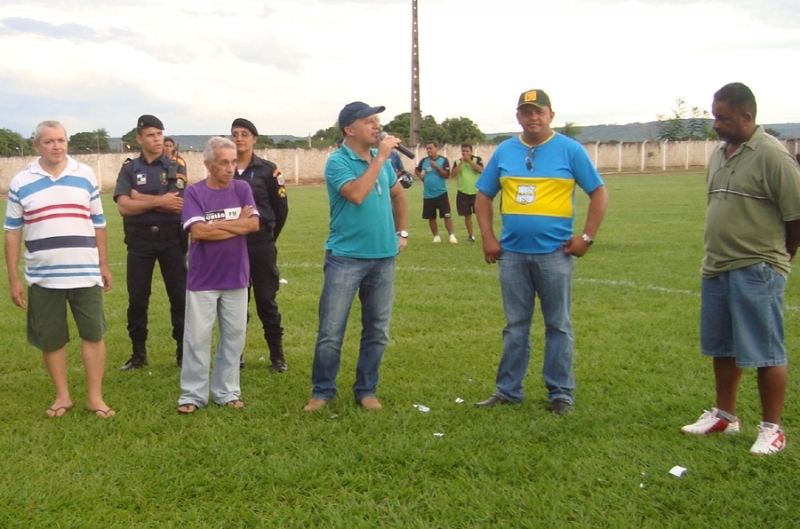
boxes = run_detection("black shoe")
[550,399,573,415]
[119,357,148,371]
[267,339,288,373]
[474,395,509,408]
[270,358,289,373]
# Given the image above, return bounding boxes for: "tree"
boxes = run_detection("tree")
[441,117,485,144]
[656,98,689,141]
[121,127,141,152]
[93,128,111,152]
[311,124,343,147]
[557,122,582,140]
[383,112,448,146]
[764,127,781,138]
[255,135,275,149]
[0,128,31,156]
[657,99,716,141]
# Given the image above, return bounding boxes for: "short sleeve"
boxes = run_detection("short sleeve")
[113,163,133,201]
[475,149,501,198]
[325,154,359,193]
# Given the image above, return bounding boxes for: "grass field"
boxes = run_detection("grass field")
[1,174,799,528]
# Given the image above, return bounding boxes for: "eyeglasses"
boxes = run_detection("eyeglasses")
[525,147,536,172]
[231,132,253,139]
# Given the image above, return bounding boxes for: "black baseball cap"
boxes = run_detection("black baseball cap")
[137,114,164,130]
[517,90,552,110]
[231,118,258,136]
[338,102,385,128]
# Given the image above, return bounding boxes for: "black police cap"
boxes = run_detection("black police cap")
[137,114,164,130]
[231,118,258,137]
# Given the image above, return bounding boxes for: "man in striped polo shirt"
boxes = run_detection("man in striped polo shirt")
[4,121,115,419]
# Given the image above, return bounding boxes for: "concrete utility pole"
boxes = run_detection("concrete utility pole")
[410,0,421,148]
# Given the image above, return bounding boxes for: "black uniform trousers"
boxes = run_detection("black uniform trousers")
[126,233,187,345]
[247,237,282,342]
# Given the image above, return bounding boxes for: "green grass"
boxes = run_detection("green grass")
[1,174,799,527]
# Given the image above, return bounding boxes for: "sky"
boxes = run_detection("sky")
[1,0,800,139]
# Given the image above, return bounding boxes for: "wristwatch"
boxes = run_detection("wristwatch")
[581,233,594,246]
[397,230,409,238]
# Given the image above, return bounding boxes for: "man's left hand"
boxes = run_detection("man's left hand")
[100,264,113,292]
[562,236,591,257]
[398,237,408,253]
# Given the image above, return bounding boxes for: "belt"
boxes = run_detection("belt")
[126,223,182,241]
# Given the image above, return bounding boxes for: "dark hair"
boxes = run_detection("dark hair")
[461,143,473,149]
[164,137,175,145]
[426,141,438,148]
[714,82,757,119]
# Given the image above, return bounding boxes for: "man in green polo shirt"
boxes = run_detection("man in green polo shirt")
[681,82,800,456]
[450,143,484,242]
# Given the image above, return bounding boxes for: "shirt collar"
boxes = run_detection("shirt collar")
[30,155,79,179]
[340,141,377,162]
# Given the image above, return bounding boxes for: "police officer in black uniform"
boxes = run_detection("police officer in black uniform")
[231,118,289,371]
[114,115,188,370]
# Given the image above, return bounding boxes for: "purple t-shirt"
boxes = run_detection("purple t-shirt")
[182,179,258,291]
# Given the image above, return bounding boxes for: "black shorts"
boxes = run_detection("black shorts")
[422,193,452,219]
[456,191,476,216]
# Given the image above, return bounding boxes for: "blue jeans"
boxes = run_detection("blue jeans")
[494,249,575,403]
[701,262,787,368]
[311,251,395,402]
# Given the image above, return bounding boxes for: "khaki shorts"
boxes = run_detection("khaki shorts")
[27,285,107,352]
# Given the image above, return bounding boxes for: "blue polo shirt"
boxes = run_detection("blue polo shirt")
[324,143,399,259]
[417,156,450,198]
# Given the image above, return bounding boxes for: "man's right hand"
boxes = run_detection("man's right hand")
[482,237,502,264]
[9,278,26,308]
[377,134,401,162]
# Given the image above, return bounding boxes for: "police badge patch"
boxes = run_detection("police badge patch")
[176,179,186,189]
[136,173,147,186]
[274,170,285,186]
[160,173,168,186]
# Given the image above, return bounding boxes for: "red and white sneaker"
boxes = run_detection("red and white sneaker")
[750,424,786,455]
[681,408,740,435]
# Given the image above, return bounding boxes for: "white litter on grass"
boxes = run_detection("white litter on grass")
[330,414,338,419]
[148,371,152,376]
[279,278,288,284]
[259,356,266,362]
[455,398,464,404]
[669,466,687,478]
[434,433,445,437]
[413,404,430,413]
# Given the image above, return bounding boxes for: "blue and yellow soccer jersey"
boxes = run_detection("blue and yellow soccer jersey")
[475,133,603,254]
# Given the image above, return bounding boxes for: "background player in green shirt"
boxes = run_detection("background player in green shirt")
[450,143,483,242]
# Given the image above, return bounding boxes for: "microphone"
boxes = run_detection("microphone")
[379,132,415,159]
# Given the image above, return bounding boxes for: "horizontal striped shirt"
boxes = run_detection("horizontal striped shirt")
[476,133,604,254]
[4,156,106,289]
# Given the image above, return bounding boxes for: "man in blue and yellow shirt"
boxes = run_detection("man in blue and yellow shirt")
[473,89,608,414]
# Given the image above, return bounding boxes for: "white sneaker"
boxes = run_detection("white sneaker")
[449,234,458,244]
[681,408,740,435]
[432,235,441,243]
[750,424,786,455]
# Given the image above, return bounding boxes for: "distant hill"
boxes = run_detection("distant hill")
[109,134,305,151]
[488,121,800,143]
[109,122,800,150]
